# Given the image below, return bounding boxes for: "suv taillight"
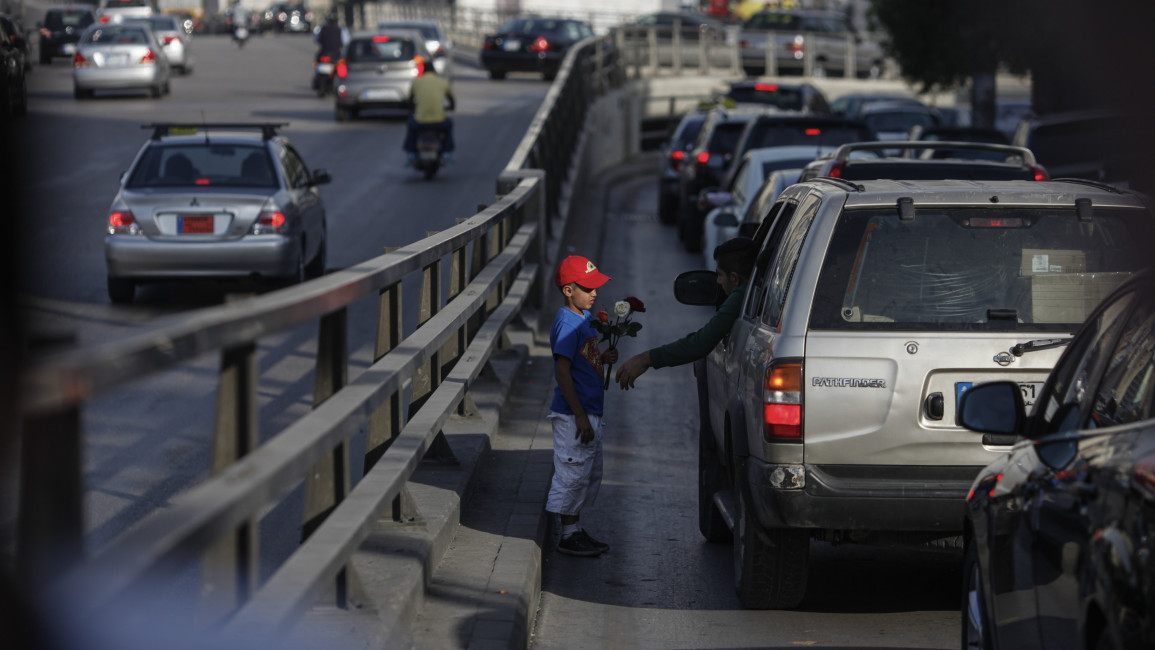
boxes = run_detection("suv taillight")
[529,36,549,52]
[140,49,157,64]
[1030,164,1049,181]
[670,149,685,170]
[826,161,846,179]
[336,59,348,78]
[73,51,89,67]
[696,151,710,166]
[252,211,288,234]
[763,363,802,442]
[108,210,137,234]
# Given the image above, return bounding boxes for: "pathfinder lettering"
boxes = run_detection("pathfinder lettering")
[812,378,887,388]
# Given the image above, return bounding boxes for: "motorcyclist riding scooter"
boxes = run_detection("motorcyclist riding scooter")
[231,2,251,48]
[403,55,455,177]
[313,11,347,96]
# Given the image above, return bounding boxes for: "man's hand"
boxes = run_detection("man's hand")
[615,351,651,390]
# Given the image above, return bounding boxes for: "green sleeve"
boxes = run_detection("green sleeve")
[649,282,746,369]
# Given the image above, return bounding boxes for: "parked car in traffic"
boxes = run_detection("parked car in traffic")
[334,29,432,122]
[480,16,594,81]
[905,126,1011,161]
[104,122,331,303]
[124,14,192,74]
[1012,109,1153,188]
[658,110,707,224]
[960,268,1155,650]
[856,100,941,140]
[72,22,171,99]
[38,5,95,64]
[679,177,1155,609]
[0,13,28,118]
[377,19,452,77]
[738,8,885,78]
[797,141,1049,182]
[829,92,924,118]
[96,0,153,25]
[0,13,32,73]
[719,79,829,113]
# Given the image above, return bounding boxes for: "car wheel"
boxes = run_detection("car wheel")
[13,76,27,117]
[488,69,506,80]
[543,70,557,82]
[149,84,161,99]
[286,243,307,285]
[107,277,136,304]
[658,192,677,224]
[683,213,704,253]
[335,105,352,122]
[73,86,91,100]
[304,224,327,279]
[163,79,171,95]
[698,417,731,543]
[962,540,993,650]
[732,464,809,609]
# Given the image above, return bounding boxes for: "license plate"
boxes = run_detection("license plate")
[179,215,213,234]
[956,381,1045,411]
[108,53,129,66]
[315,62,334,74]
[503,39,521,51]
[363,88,401,101]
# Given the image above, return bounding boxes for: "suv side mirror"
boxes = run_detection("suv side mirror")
[958,381,1024,436]
[673,269,721,306]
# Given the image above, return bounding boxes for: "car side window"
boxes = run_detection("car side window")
[281,146,309,189]
[1089,293,1155,427]
[744,200,797,319]
[1035,289,1138,436]
[760,195,821,327]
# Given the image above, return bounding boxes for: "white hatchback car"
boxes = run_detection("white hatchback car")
[125,15,192,74]
[377,19,452,77]
[96,0,152,24]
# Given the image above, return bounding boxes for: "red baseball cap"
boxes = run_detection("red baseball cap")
[554,255,610,288]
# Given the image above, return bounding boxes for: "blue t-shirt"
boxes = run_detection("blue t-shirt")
[549,307,605,416]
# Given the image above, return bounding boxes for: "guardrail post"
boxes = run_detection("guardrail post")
[698,29,708,75]
[442,228,468,377]
[200,341,259,623]
[412,240,456,463]
[845,33,856,78]
[803,31,815,77]
[366,246,412,521]
[764,37,777,77]
[647,26,658,76]
[671,21,682,75]
[18,392,83,590]
[302,307,362,608]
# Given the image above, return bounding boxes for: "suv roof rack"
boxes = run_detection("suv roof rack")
[831,140,1038,164]
[1049,177,1124,194]
[811,177,864,192]
[143,123,289,141]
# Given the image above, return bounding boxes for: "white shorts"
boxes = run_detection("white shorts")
[545,412,604,517]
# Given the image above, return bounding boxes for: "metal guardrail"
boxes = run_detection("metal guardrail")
[16,21,623,648]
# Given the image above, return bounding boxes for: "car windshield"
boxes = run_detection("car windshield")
[46,9,94,30]
[744,12,802,30]
[82,25,150,44]
[498,18,565,35]
[810,207,1154,331]
[727,85,804,110]
[380,22,439,40]
[348,37,415,62]
[127,144,278,189]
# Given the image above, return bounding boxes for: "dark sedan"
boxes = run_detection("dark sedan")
[37,4,95,64]
[960,269,1155,650]
[0,13,27,118]
[480,16,594,81]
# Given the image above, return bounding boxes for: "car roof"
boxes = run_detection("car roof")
[802,178,1148,209]
[858,101,939,114]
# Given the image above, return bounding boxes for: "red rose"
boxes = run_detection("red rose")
[626,297,646,313]
[596,310,609,322]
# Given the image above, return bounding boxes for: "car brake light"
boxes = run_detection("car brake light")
[804,128,822,136]
[415,56,424,76]
[258,211,286,227]
[827,161,845,178]
[372,35,391,42]
[529,36,549,52]
[140,49,157,64]
[671,150,685,162]
[696,151,710,166]
[763,363,802,441]
[108,211,134,228]
[163,36,180,45]
[1030,165,1049,181]
[319,55,332,63]
[755,83,779,92]
[194,178,210,185]
[336,59,348,78]
[100,15,110,23]
[73,52,88,67]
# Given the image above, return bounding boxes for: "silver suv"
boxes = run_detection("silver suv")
[682,177,1155,609]
[738,9,885,78]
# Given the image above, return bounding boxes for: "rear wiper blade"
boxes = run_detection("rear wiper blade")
[1011,338,1070,356]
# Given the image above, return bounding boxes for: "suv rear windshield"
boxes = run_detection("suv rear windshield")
[810,206,1154,331]
[747,123,872,150]
[127,144,277,189]
[727,86,804,110]
[46,8,95,30]
[744,12,802,30]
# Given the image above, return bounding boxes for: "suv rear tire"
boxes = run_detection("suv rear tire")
[107,277,135,304]
[733,468,809,609]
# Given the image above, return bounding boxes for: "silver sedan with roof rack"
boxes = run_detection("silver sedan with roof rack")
[103,123,331,304]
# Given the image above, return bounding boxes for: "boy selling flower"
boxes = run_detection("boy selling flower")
[547,255,618,557]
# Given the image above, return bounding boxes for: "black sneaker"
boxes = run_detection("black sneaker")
[575,530,609,552]
[557,532,604,557]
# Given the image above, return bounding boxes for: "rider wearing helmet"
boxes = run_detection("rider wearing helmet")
[404,54,456,164]
[314,10,347,60]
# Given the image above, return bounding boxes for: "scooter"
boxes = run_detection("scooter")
[413,128,447,180]
[313,54,337,97]
[233,24,249,48]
